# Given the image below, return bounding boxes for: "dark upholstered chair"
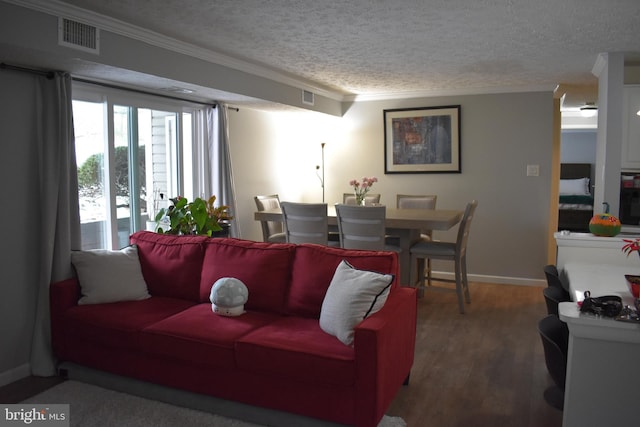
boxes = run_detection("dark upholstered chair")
[538,314,569,410]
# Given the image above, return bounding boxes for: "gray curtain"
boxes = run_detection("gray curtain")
[0,70,79,377]
[30,72,80,376]
[207,104,239,237]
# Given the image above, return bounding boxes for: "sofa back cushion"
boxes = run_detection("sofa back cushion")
[200,239,296,314]
[287,244,399,318]
[129,231,207,301]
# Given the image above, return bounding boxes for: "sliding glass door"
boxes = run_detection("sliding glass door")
[73,83,197,249]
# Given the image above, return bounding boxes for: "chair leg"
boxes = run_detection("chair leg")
[455,257,465,314]
[426,258,432,286]
[461,254,471,304]
[414,256,425,298]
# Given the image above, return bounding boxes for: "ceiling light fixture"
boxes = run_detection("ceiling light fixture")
[580,102,598,117]
[165,86,195,94]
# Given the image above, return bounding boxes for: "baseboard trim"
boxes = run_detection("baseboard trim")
[0,363,30,388]
[430,271,546,287]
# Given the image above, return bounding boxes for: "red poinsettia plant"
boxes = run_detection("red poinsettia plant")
[622,238,640,257]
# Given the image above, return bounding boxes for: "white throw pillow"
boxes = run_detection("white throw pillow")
[559,178,590,195]
[320,260,394,346]
[71,245,151,305]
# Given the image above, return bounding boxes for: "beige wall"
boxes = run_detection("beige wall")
[230,91,554,284]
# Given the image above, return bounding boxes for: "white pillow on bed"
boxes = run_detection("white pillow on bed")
[559,178,590,195]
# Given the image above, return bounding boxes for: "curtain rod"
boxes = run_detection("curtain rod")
[0,62,55,79]
[73,77,239,111]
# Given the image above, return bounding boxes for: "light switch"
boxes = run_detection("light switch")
[527,164,539,177]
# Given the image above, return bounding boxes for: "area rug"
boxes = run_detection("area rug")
[22,381,406,427]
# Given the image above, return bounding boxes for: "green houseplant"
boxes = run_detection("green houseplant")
[154,195,232,236]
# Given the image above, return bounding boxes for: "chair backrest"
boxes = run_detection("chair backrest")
[543,264,571,302]
[456,200,478,257]
[396,194,437,210]
[544,264,563,289]
[254,194,284,241]
[538,315,569,390]
[335,204,387,250]
[397,194,437,238]
[543,286,571,316]
[343,193,381,206]
[280,202,328,245]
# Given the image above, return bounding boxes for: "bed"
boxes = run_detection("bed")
[558,163,594,232]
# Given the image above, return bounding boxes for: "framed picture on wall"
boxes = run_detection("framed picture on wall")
[383,105,461,174]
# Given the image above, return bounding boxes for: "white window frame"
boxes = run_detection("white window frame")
[72,82,205,249]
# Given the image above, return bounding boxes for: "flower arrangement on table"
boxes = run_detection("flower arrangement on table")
[154,195,232,236]
[349,176,378,206]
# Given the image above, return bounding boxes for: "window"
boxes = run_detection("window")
[73,83,201,249]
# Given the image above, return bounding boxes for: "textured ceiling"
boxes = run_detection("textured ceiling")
[17,0,640,107]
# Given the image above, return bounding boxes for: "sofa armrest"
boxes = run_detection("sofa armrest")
[353,286,417,427]
[50,277,80,359]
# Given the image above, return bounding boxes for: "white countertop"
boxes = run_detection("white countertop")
[554,231,640,248]
[563,261,640,304]
[554,232,640,269]
[559,262,640,341]
[559,302,640,343]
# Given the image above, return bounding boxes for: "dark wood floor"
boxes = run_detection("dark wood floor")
[387,281,562,427]
[0,281,561,427]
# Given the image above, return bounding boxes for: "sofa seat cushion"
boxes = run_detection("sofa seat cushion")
[62,297,195,350]
[140,304,281,369]
[236,317,355,386]
[130,231,208,301]
[200,239,295,314]
[287,244,399,318]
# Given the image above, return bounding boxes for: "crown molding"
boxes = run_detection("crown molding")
[4,0,345,101]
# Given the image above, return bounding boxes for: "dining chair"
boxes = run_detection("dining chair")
[281,201,336,246]
[253,194,286,243]
[396,194,438,238]
[409,200,478,313]
[335,204,400,252]
[329,193,383,242]
[387,194,438,283]
[538,314,569,410]
[543,286,571,317]
[543,264,571,302]
[343,193,381,206]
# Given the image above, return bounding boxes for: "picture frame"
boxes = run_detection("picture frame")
[383,105,461,174]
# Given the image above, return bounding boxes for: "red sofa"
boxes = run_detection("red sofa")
[50,231,417,427]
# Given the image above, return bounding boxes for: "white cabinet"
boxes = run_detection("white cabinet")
[622,85,640,169]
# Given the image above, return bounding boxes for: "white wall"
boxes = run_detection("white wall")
[229,91,554,283]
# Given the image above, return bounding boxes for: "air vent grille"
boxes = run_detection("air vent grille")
[58,18,100,54]
[302,90,315,106]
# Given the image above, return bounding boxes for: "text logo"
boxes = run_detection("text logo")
[1,405,69,426]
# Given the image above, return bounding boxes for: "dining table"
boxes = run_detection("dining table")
[558,262,640,427]
[254,205,464,286]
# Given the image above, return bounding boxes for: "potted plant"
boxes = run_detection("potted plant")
[154,195,232,237]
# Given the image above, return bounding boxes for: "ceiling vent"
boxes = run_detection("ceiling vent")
[58,17,100,54]
[302,90,315,106]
